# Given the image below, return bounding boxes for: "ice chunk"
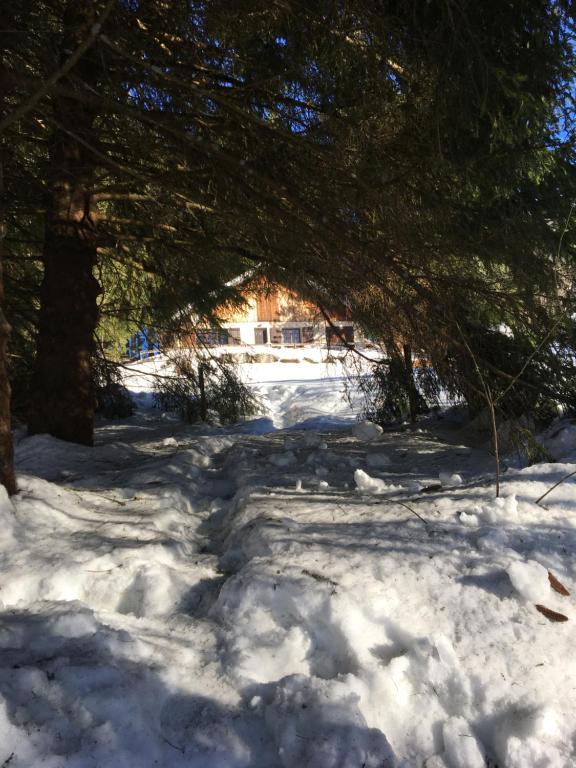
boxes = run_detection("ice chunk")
[507,560,550,602]
[352,421,383,442]
[485,494,519,523]
[354,469,403,495]
[162,436,178,447]
[443,717,486,768]
[439,472,463,487]
[405,479,424,493]
[467,494,519,526]
[459,511,480,527]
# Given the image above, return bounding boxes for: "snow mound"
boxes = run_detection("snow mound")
[476,528,509,551]
[507,560,550,602]
[0,604,172,766]
[264,675,396,768]
[211,561,355,682]
[442,716,486,768]
[352,421,383,442]
[494,703,571,768]
[459,494,519,526]
[0,485,17,547]
[439,472,463,487]
[0,485,13,515]
[354,469,403,495]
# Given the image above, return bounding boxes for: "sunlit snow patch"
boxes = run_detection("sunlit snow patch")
[354,469,404,495]
[506,560,550,602]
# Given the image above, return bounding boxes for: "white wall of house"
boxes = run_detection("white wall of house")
[220,320,357,346]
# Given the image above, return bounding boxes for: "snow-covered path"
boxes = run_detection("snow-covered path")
[2,411,576,767]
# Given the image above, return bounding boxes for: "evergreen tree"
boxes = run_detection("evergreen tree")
[0,0,575,493]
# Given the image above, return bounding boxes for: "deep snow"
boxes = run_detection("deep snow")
[2,355,576,767]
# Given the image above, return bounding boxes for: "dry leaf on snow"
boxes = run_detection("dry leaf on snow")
[548,571,570,596]
[535,604,569,622]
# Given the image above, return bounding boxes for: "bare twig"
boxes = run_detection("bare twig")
[394,499,429,525]
[536,469,576,506]
[161,736,185,754]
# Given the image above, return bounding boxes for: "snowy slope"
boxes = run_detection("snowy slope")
[2,377,576,766]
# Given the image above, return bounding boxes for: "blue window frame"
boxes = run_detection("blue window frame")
[282,328,301,344]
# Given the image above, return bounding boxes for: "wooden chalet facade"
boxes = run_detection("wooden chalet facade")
[196,283,358,348]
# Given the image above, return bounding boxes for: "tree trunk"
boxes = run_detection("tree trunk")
[402,343,419,424]
[0,173,16,495]
[28,1,101,446]
[0,18,16,495]
[198,362,208,421]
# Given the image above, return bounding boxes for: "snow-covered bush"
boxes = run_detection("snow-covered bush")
[358,357,438,426]
[153,351,259,424]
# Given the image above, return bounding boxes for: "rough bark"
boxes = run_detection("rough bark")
[0,17,16,495]
[402,343,419,424]
[0,174,16,496]
[28,1,101,445]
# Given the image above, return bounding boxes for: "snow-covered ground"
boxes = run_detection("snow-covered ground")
[121,347,370,429]
[2,357,576,767]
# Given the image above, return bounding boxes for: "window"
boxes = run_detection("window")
[282,327,301,344]
[227,327,241,345]
[197,329,229,346]
[254,328,268,344]
[302,326,314,343]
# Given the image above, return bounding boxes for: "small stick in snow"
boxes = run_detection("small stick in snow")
[394,500,429,525]
[535,469,576,506]
[420,483,443,493]
[302,568,338,587]
[162,736,185,753]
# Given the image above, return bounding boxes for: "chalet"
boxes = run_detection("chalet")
[125,281,362,360]
[195,282,359,347]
